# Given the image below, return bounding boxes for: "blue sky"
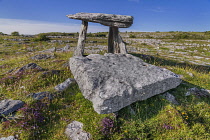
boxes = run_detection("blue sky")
[0,0,210,34]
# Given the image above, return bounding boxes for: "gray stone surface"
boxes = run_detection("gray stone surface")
[162,92,179,105]
[69,53,182,114]
[14,63,44,74]
[0,136,17,140]
[55,78,76,92]
[65,121,91,140]
[0,99,24,117]
[185,87,210,97]
[67,13,133,28]
[27,92,53,100]
[31,54,55,60]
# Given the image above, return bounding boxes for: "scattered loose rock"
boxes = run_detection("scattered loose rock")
[0,136,17,140]
[162,92,179,105]
[186,72,194,77]
[65,121,91,140]
[41,47,56,53]
[54,78,76,92]
[70,53,182,114]
[14,63,44,74]
[0,99,24,117]
[41,70,61,78]
[56,44,71,52]
[27,92,53,100]
[185,87,210,97]
[31,54,55,60]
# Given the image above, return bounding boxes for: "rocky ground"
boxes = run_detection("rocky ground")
[0,32,209,140]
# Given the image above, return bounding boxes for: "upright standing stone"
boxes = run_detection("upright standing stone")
[112,27,120,53]
[111,27,127,54]
[108,27,114,53]
[74,21,88,56]
[118,34,128,54]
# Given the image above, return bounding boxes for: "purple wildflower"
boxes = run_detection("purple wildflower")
[101,117,115,136]
[162,124,174,130]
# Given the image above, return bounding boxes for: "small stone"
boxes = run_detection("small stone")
[14,63,44,74]
[41,47,56,53]
[27,92,53,100]
[185,91,191,96]
[65,121,91,140]
[186,87,210,97]
[54,78,76,92]
[186,72,194,77]
[0,136,17,140]
[62,44,71,52]
[0,99,24,117]
[162,92,179,105]
[31,54,55,60]
[41,70,61,78]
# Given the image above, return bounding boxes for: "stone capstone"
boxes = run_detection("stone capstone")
[0,99,24,117]
[69,53,182,114]
[65,121,91,140]
[66,13,133,28]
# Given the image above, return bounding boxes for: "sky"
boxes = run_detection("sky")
[0,0,210,35]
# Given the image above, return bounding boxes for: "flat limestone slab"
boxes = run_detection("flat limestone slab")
[69,53,182,114]
[66,13,133,28]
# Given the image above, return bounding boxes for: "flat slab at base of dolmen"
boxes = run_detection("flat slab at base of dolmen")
[69,53,182,114]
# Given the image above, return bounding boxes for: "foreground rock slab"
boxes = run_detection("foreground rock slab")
[0,99,24,117]
[65,121,91,140]
[70,53,182,114]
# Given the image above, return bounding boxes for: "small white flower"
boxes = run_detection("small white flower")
[20,86,25,89]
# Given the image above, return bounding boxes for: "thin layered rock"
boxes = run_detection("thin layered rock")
[66,13,133,28]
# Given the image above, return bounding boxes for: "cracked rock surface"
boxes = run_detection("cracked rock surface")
[70,53,182,114]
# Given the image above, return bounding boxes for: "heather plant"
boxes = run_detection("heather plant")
[100,117,115,137]
[17,101,48,130]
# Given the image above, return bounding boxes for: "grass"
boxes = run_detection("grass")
[0,32,210,139]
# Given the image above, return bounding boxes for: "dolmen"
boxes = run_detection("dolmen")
[66,13,133,56]
[67,13,182,114]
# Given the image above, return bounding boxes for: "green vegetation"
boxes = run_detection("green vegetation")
[0,31,209,139]
[33,34,50,41]
[129,34,136,38]
[11,31,20,36]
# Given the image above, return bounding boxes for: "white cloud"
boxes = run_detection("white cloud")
[0,18,108,35]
